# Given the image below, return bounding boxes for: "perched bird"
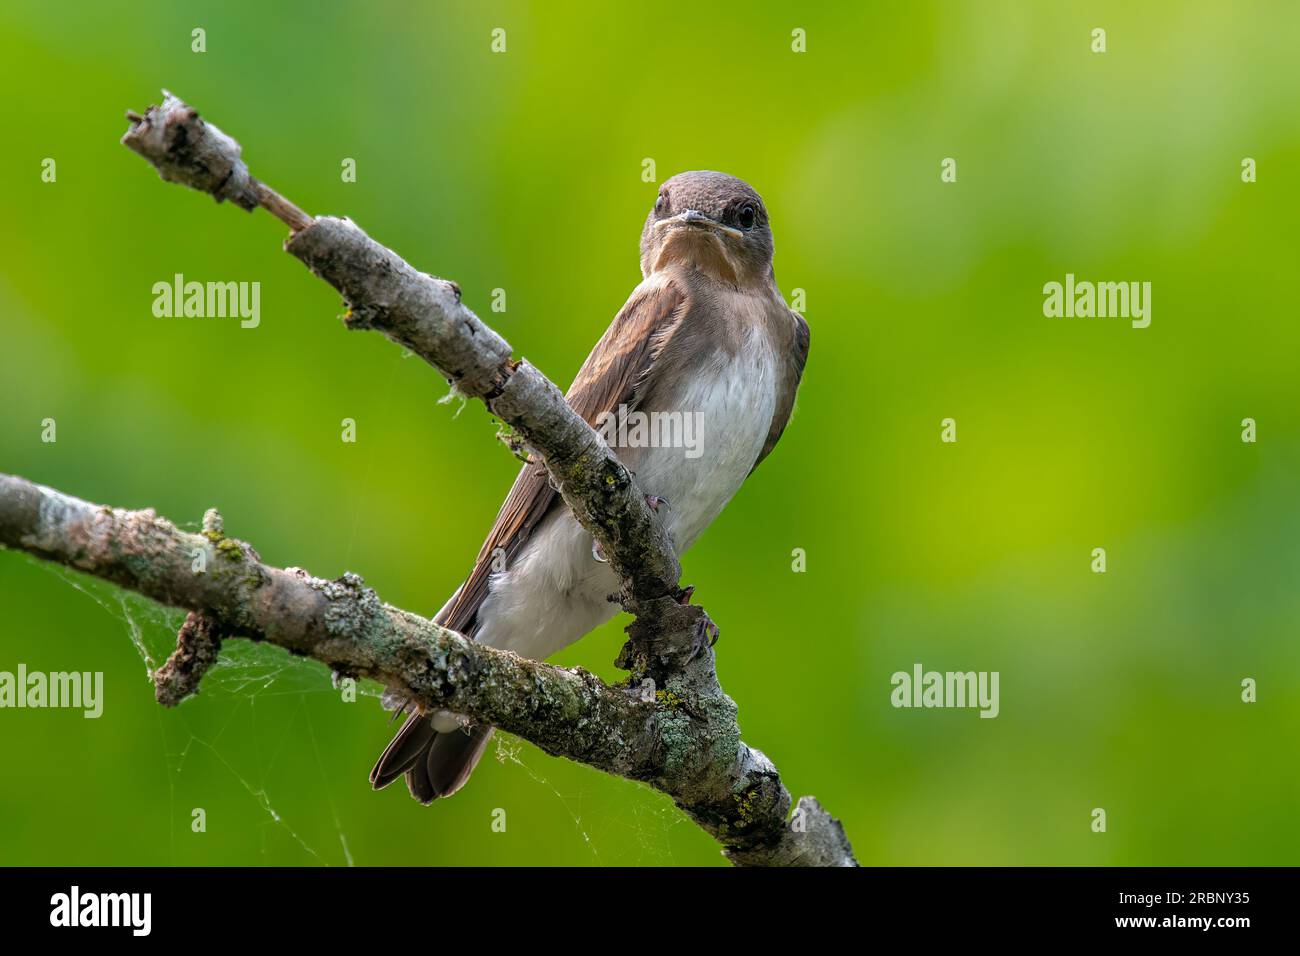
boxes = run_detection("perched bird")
[370,171,810,802]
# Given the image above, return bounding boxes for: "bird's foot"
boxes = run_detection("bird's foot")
[689,616,720,660]
[592,539,608,563]
[645,495,670,512]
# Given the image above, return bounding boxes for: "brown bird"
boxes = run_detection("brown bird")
[371,171,810,802]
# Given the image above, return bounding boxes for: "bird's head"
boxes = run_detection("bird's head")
[639,171,774,288]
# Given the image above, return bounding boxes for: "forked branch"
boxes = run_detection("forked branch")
[0,92,857,866]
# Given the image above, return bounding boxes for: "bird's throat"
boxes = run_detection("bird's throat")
[652,230,740,286]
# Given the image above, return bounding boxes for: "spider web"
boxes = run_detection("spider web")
[35,558,355,863]
[31,553,684,865]
[18,353,690,864]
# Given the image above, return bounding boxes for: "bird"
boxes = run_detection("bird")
[370,170,810,803]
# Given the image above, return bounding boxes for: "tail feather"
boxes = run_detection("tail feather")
[370,712,436,790]
[371,580,492,804]
[371,714,494,804]
[406,747,437,805]
[425,725,494,799]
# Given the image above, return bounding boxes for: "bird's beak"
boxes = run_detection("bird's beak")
[654,209,743,240]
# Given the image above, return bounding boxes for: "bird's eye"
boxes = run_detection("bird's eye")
[655,192,669,216]
[738,204,756,229]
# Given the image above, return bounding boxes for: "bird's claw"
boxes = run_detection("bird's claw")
[645,495,669,512]
[592,539,608,563]
[690,617,720,660]
[676,584,695,605]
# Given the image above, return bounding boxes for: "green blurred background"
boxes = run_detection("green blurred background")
[1,0,1297,866]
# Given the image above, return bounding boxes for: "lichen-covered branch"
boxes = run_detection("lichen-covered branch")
[122,92,679,611]
[2,90,863,866]
[152,610,224,707]
[0,473,855,865]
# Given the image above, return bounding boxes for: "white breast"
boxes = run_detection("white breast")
[474,301,779,662]
[631,326,778,553]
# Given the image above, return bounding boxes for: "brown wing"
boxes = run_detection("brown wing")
[438,279,690,636]
[750,309,810,475]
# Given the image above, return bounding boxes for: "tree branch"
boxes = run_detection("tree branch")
[0,90,858,865]
[0,473,854,865]
[121,92,679,611]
